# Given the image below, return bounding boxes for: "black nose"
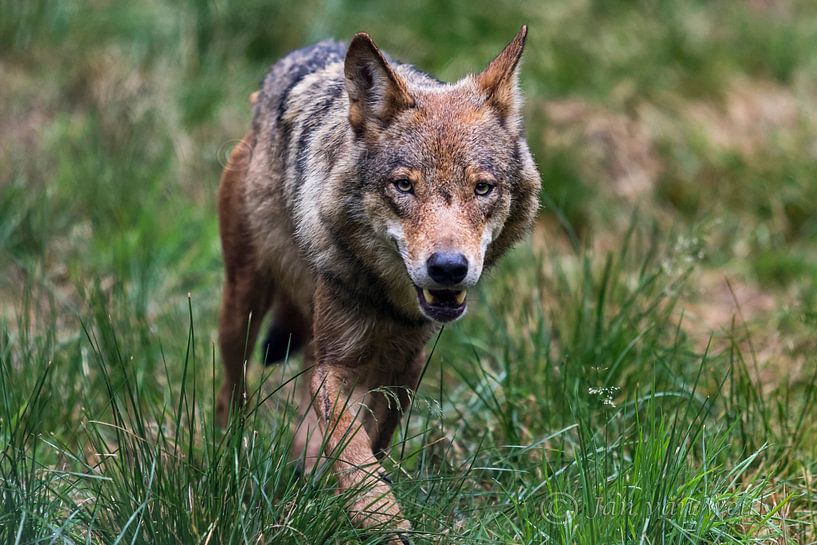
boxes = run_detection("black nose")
[427,252,468,285]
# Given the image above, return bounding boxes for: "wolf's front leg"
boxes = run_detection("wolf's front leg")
[310,362,411,544]
[369,353,424,459]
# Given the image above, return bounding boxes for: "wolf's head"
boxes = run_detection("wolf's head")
[344,27,541,323]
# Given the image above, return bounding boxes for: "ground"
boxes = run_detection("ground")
[1,1,816,543]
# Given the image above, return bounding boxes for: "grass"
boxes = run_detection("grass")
[2,0,817,543]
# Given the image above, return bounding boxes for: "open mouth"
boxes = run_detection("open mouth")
[415,286,467,322]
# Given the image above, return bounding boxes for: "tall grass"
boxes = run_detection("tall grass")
[3,227,813,542]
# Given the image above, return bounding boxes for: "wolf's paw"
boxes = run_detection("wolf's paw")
[349,484,409,536]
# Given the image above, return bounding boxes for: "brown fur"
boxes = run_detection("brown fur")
[216,27,540,543]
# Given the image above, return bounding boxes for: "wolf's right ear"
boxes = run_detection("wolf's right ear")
[345,33,415,132]
[477,25,527,124]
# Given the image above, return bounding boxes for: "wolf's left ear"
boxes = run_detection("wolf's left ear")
[345,33,415,132]
[477,25,527,123]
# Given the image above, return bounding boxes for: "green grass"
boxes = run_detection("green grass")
[2,1,817,543]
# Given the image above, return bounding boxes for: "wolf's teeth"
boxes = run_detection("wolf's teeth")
[454,290,466,305]
[423,288,437,304]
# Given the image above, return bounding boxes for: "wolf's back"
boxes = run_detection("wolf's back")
[248,41,352,238]
[251,40,346,147]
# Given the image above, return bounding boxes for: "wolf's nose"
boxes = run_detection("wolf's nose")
[427,252,468,285]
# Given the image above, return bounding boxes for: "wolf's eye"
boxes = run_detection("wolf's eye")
[394,178,414,194]
[474,181,494,196]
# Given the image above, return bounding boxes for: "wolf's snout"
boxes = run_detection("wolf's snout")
[426,252,468,286]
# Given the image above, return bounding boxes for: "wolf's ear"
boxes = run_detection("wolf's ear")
[345,33,415,132]
[477,25,527,122]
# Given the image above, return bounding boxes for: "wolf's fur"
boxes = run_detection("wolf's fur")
[216,27,540,542]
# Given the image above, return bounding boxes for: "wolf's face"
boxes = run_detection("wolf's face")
[361,99,520,323]
[345,28,539,323]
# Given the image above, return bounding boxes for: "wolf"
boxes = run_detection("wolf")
[216,26,540,543]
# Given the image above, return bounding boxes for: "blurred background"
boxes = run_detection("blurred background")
[3,0,817,344]
[2,1,817,543]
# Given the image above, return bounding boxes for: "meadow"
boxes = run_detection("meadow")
[2,1,817,543]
